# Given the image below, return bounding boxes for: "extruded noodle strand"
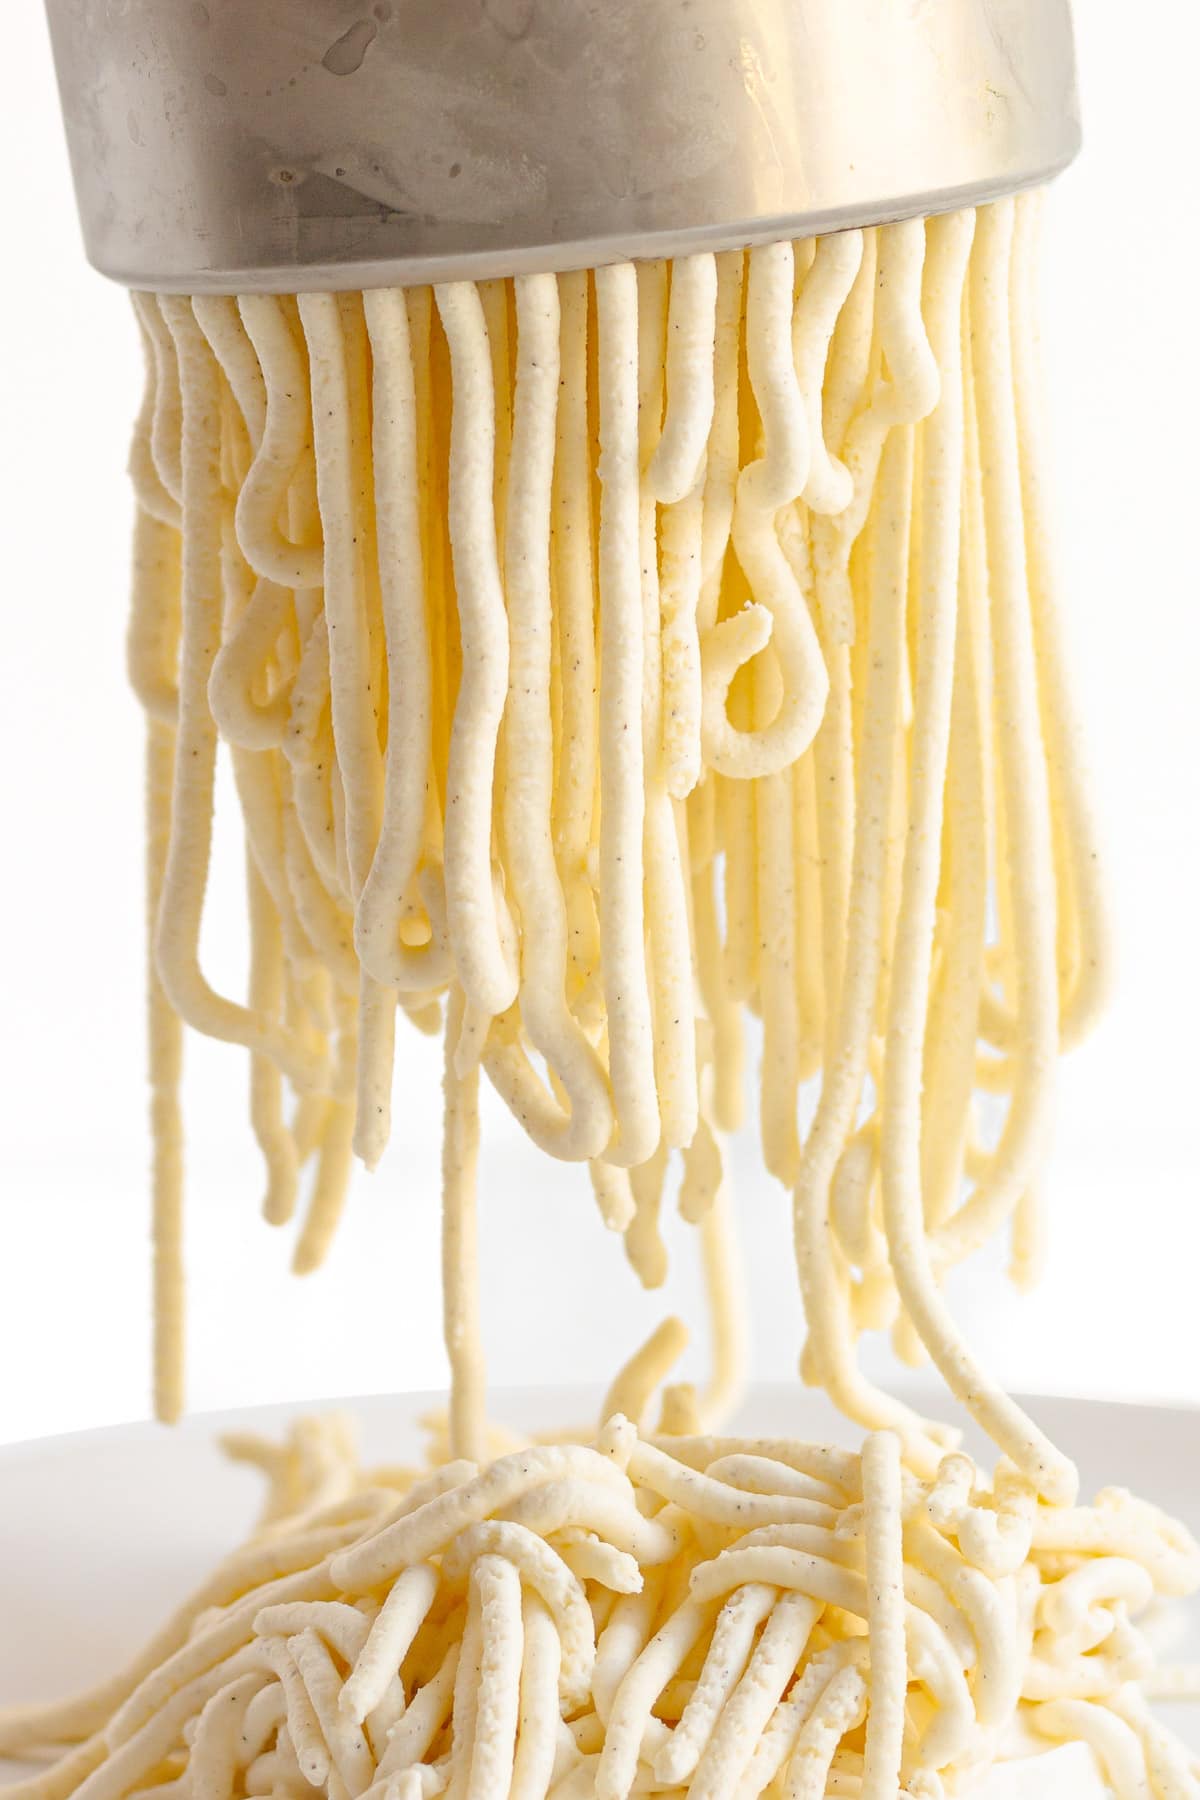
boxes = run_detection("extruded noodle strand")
[433,282,518,1022]
[594,261,659,1167]
[442,988,487,1466]
[485,273,610,1160]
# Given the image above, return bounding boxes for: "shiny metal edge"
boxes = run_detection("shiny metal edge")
[45,0,1081,294]
[96,159,1076,297]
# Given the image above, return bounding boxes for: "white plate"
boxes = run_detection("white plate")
[2,1385,1197,1781]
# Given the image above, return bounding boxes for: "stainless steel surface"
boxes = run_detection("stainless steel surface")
[44,0,1080,293]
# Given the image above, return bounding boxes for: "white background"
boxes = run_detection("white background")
[0,6,1197,1446]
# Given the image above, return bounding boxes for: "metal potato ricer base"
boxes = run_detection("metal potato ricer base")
[44,0,1079,295]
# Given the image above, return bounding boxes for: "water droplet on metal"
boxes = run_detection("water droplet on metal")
[321,18,379,76]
